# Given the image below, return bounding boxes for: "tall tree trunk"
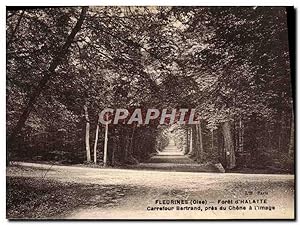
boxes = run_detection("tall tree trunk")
[7,7,88,151]
[196,121,204,160]
[239,116,244,152]
[196,121,204,162]
[103,119,109,167]
[211,129,214,152]
[278,111,285,152]
[127,127,137,163]
[188,127,193,154]
[217,127,225,165]
[193,125,200,160]
[234,117,238,153]
[124,132,130,163]
[288,108,294,156]
[222,121,236,169]
[93,114,100,164]
[185,127,190,155]
[111,136,116,166]
[83,104,91,162]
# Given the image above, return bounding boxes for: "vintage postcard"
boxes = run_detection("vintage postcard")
[6,6,295,220]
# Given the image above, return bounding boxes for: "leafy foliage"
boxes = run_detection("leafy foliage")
[7,7,293,170]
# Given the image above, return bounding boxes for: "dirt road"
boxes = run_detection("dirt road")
[7,161,294,220]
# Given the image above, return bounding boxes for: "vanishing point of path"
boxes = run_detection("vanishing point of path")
[134,138,220,172]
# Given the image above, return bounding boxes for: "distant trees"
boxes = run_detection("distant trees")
[7,7,294,172]
[176,7,293,170]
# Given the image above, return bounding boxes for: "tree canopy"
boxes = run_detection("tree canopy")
[7,6,293,170]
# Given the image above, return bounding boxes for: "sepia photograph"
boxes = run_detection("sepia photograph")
[6,6,295,220]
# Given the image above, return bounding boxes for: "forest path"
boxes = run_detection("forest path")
[133,138,219,172]
[147,138,194,164]
[7,163,294,219]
